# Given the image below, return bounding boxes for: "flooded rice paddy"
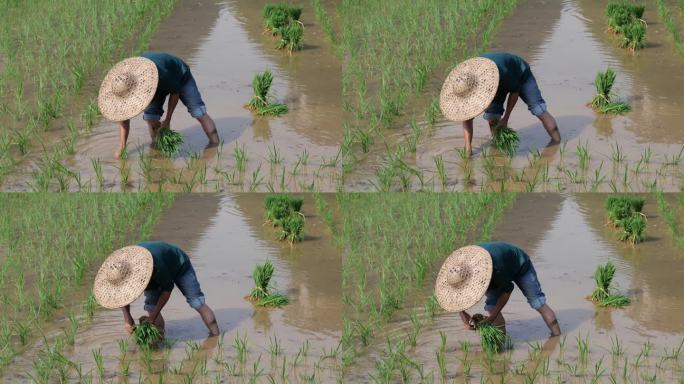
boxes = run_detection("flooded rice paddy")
[344,193,684,382]
[1,0,342,192]
[346,0,684,192]
[2,194,342,382]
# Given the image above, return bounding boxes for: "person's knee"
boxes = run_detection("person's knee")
[188,295,206,310]
[190,105,207,119]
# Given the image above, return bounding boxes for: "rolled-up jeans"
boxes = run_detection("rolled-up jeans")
[143,263,206,312]
[484,263,547,312]
[143,73,207,121]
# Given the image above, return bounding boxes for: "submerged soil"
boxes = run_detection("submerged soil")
[345,193,684,382]
[3,194,342,382]
[2,0,342,192]
[347,0,684,192]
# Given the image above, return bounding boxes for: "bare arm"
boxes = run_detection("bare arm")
[486,291,511,323]
[162,94,180,129]
[116,120,131,159]
[500,92,519,127]
[147,291,172,324]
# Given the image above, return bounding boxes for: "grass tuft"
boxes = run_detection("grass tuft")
[492,126,520,156]
[132,318,163,348]
[246,71,289,116]
[591,261,631,308]
[154,128,183,156]
[249,260,289,307]
[591,68,631,114]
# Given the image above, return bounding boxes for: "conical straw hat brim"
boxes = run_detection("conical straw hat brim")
[93,245,153,309]
[439,57,499,122]
[434,245,493,312]
[98,57,158,122]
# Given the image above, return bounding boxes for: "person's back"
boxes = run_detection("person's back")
[138,241,190,291]
[479,52,531,94]
[140,52,190,94]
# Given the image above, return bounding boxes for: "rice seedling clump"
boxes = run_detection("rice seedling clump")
[605,195,647,243]
[265,194,304,225]
[591,261,631,308]
[248,260,289,307]
[470,314,507,354]
[606,2,646,52]
[246,70,289,116]
[263,3,304,52]
[590,68,631,115]
[492,126,520,156]
[154,128,184,156]
[264,195,305,244]
[132,318,163,348]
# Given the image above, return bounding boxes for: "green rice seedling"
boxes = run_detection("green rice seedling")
[591,68,630,114]
[618,21,646,52]
[617,212,647,244]
[234,332,248,365]
[607,2,645,33]
[424,294,438,320]
[276,21,304,52]
[246,71,288,116]
[263,4,302,34]
[611,336,625,357]
[611,142,626,163]
[474,322,506,354]
[249,260,289,307]
[434,155,447,188]
[132,320,163,349]
[591,262,631,307]
[605,195,644,226]
[233,143,248,173]
[154,129,183,156]
[492,126,520,156]
[425,98,441,127]
[663,145,684,166]
[264,194,303,225]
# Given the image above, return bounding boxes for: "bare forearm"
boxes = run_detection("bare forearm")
[149,291,172,320]
[165,94,180,123]
[488,292,511,320]
[122,305,134,324]
[502,93,519,122]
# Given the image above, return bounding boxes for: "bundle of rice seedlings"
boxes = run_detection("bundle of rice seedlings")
[607,2,645,33]
[591,68,631,115]
[492,126,520,156]
[276,21,304,52]
[591,262,631,308]
[154,128,183,156]
[246,71,289,116]
[263,4,302,34]
[264,195,303,225]
[249,260,289,307]
[618,21,646,52]
[605,195,645,226]
[477,323,506,354]
[132,319,163,348]
[618,212,647,244]
[277,213,305,244]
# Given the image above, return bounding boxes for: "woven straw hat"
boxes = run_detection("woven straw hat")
[98,57,159,121]
[434,245,493,312]
[93,245,154,309]
[439,57,499,122]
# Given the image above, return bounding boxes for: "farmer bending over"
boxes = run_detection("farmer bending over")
[93,241,220,336]
[98,51,220,159]
[439,52,561,156]
[435,242,561,337]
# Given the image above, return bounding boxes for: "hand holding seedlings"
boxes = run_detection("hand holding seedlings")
[99,52,220,157]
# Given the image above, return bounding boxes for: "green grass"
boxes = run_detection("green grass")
[0,0,176,182]
[264,194,303,225]
[0,193,173,369]
[276,22,304,52]
[476,323,507,355]
[654,191,684,252]
[606,2,647,52]
[606,195,645,226]
[337,193,515,364]
[263,3,303,34]
[277,213,305,244]
[654,0,684,58]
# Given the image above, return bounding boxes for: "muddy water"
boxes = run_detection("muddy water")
[346,194,684,382]
[3,194,342,382]
[2,0,342,192]
[347,0,684,192]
